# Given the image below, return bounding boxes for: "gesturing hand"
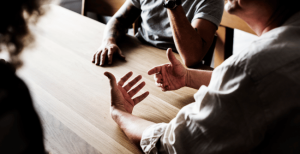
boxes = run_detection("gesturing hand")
[92,39,125,66]
[105,71,149,116]
[148,48,187,91]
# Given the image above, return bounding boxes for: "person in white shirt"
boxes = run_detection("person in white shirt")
[104,0,300,153]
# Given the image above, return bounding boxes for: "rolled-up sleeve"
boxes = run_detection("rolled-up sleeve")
[140,64,267,154]
[192,0,224,27]
[140,123,168,153]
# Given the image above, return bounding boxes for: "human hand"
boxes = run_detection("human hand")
[92,38,125,66]
[148,48,187,91]
[104,71,149,118]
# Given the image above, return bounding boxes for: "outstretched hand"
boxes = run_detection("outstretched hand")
[148,48,187,91]
[105,71,149,116]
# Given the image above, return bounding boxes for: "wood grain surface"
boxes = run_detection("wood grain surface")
[17,5,198,154]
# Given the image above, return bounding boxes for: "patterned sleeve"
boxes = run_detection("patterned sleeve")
[193,0,224,28]
[140,64,266,154]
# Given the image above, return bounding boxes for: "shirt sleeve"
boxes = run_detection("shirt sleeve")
[192,0,224,28]
[130,0,141,9]
[140,64,267,154]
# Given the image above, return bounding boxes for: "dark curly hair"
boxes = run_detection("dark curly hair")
[0,0,49,69]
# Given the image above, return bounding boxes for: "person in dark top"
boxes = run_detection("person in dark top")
[0,60,45,153]
[0,0,49,153]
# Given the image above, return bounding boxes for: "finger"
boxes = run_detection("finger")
[123,75,142,92]
[128,81,146,98]
[154,73,163,83]
[167,48,180,66]
[133,91,149,105]
[117,47,125,59]
[163,85,169,91]
[100,48,108,66]
[148,66,162,75]
[155,82,163,88]
[161,66,169,88]
[95,51,102,65]
[161,87,167,92]
[118,71,133,86]
[107,48,114,65]
[104,72,117,88]
[92,51,97,63]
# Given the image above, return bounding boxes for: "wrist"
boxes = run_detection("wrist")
[110,106,126,123]
[185,69,190,87]
[103,37,117,45]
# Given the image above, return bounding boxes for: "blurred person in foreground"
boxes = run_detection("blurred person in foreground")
[0,0,48,153]
[105,0,300,153]
[92,0,224,67]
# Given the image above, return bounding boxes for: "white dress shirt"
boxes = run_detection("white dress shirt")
[140,12,300,154]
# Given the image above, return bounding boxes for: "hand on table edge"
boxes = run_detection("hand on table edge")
[104,71,155,149]
[92,37,125,66]
[91,0,141,66]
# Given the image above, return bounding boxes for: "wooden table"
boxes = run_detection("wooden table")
[18,5,198,154]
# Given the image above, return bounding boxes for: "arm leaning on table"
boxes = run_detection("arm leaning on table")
[106,48,261,154]
[105,48,213,150]
[104,71,155,148]
[92,0,141,66]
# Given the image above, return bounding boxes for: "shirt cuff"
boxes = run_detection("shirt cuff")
[140,123,168,154]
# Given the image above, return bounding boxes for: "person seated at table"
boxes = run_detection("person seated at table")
[104,0,300,153]
[0,0,48,153]
[92,0,224,67]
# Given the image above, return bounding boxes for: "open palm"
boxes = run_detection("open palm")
[105,71,149,114]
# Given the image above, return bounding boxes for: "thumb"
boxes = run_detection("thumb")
[167,48,179,66]
[104,72,117,88]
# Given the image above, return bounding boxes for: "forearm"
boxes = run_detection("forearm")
[102,0,141,43]
[102,18,128,44]
[167,6,205,67]
[186,69,212,89]
[112,109,155,148]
